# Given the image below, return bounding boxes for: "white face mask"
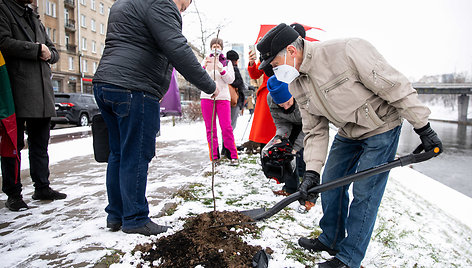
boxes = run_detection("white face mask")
[273,52,299,84]
[211,49,222,57]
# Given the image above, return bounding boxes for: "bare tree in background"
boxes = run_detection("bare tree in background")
[183,0,229,56]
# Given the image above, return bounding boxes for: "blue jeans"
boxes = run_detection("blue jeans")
[317,126,401,268]
[93,83,160,230]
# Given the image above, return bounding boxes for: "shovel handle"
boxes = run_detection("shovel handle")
[403,144,441,165]
[252,144,439,221]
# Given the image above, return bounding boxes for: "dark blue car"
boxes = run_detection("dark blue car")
[51,93,100,128]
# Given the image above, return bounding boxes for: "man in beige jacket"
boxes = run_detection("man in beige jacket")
[256,23,442,268]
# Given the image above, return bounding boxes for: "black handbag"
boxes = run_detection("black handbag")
[91,114,109,163]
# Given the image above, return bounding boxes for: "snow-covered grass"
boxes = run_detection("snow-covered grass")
[118,146,472,267]
[1,111,471,267]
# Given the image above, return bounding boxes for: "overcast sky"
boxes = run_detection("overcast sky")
[182,0,472,81]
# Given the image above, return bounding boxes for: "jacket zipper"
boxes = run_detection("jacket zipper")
[372,70,395,87]
[323,77,349,94]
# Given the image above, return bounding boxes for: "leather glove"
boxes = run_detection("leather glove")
[414,122,443,154]
[298,170,320,204]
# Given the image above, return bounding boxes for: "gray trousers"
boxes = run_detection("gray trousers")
[230,106,240,130]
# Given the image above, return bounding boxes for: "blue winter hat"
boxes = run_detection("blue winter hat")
[267,76,292,104]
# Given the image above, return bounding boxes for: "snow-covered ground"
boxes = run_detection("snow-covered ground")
[1,110,471,267]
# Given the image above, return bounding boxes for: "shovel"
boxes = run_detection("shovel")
[241,145,440,221]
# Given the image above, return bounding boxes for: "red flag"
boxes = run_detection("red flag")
[255,23,324,44]
[0,51,18,159]
[0,50,19,181]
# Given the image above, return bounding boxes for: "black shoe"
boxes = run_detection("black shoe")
[107,221,122,232]
[317,257,350,268]
[5,196,29,211]
[32,187,67,200]
[122,220,170,236]
[298,237,338,256]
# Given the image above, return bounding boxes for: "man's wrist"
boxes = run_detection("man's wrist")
[414,122,430,134]
[306,170,320,177]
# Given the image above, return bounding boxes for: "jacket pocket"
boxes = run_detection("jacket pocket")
[355,102,385,129]
[370,70,395,93]
[320,75,349,95]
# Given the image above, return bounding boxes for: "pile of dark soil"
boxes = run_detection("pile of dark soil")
[133,211,272,268]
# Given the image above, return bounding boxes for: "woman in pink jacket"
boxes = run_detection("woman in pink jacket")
[200,38,238,165]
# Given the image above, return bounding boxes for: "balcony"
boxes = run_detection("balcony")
[64,0,75,8]
[65,19,76,32]
[66,44,76,53]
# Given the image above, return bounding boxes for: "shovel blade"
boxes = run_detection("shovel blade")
[240,207,267,220]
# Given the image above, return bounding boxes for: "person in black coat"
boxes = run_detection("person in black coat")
[92,0,218,236]
[220,50,245,159]
[226,50,245,130]
[0,0,66,211]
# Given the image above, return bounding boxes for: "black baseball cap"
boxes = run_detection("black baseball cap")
[256,23,300,70]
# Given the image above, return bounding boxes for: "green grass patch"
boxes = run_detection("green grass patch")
[285,239,317,266]
[95,249,124,267]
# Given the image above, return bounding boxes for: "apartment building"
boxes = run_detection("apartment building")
[34,0,114,93]
[31,0,207,100]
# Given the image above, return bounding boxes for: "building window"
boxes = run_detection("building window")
[82,59,88,73]
[64,8,69,23]
[45,1,56,18]
[100,23,104,34]
[91,19,96,32]
[47,28,56,43]
[90,0,95,10]
[92,62,97,73]
[82,37,87,50]
[80,14,86,28]
[80,0,86,6]
[91,40,96,53]
[99,2,104,14]
[68,56,74,70]
[52,79,60,92]
[100,43,104,54]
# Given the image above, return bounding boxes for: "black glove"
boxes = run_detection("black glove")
[298,170,320,204]
[414,123,443,154]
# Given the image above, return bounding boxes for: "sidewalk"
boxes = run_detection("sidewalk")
[0,122,212,267]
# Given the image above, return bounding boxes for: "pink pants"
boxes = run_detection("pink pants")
[201,99,238,160]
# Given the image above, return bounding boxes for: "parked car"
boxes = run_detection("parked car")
[51,93,100,128]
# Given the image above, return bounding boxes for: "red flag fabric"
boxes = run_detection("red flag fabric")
[254,23,324,44]
[0,51,18,159]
